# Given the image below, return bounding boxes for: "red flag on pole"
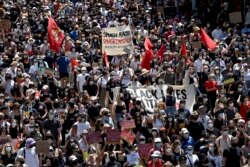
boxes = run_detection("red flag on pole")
[141,37,154,70]
[200,28,217,51]
[181,43,187,56]
[141,49,154,70]
[156,44,166,60]
[47,17,65,53]
[144,36,153,51]
[103,50,109,68]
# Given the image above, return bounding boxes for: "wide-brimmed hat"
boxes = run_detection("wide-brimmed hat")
[140,68,149,76]
[234,113,243,120]
[151,150,162,158]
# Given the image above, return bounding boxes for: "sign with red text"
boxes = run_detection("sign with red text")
[120,129,135,145]
[86,131,102,145]
[106,129,121,143]
[102,26,134,55]
[138,143,154,158]
[120,119,136,129]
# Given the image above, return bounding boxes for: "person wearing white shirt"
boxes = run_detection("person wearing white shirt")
[194,55,206,73]
[6,62,17,79]
[16,138,39,167]
[185,146,199,167]
[138,26,148,37]
[76,67,88,97]
[197,106,210,129]
[39,40,50,55]
[243,63,250,88]
[72,114,91,137]
[120,64,134,86]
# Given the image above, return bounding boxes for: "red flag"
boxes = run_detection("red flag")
[71,58,79,73]
[141,49,154,70]
[156,44,166,60]
[103,51,109,68]
[144,36,153,51]
[47,17,65,53]
[181,43,187,56]
[200,28,216,51]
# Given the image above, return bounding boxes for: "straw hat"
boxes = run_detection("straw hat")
[193,26,200,31]
[140,68,149,76]
[234,113,243,120]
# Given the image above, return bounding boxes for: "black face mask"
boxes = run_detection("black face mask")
[54,103,59,108]
[109,156,116,162]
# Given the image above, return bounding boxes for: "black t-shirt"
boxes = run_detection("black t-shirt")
[162,154,178,166]
[205,128,221,138]
[187,121,205,142]
[83,83,98,96]
[2,153,16,166]
[223,147,242,167]
[42,119,61,138]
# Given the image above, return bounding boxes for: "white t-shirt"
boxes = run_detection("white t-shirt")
[76,73,87,92]
[186,154,199,167]
[17,147,39,167]
[74,121,91,136]
[127,151,140,165]
[97,77,109,88]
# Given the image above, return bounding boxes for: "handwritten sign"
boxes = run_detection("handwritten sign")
[45,68,55,76]
[229,12,242,24]
[106,129,121,143]
[138,144,154,158]
[36,140,50,155]
[86,131,102,145]
[223,78,235,85]
[120,119,136,129]
[0,20,11,30]
[120,129,135,145]
[192,41,202,49]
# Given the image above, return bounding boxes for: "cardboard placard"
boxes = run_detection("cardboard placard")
[86,131,102,145]
[120,129,135,145]
[0,20,11,30]
[157,6,164,14]
[223,78,235,85]
[45,68,55,76]
[35,140,50,155]
[138,144,154,158]
[192,41,202,49]
[106,129,121,143]
[229,12,242,24]
[120,119,136,129]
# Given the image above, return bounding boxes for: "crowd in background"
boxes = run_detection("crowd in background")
[0,0,250,167]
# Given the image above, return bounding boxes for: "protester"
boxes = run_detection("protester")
[0,0,250,166]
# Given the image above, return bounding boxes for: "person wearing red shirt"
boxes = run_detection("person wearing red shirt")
[164,25,175,41]
[148,150,163,167]
[205,74,218,114]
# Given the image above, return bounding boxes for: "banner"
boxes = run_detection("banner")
[126,84,196,113]
[102,26,133,55]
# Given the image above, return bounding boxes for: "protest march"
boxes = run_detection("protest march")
[0,0,250,167]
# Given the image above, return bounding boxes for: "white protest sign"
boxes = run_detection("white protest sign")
[102,26,134,55]
[126,84,196,113]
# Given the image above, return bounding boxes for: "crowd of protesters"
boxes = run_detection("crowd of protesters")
[0,0,250,167]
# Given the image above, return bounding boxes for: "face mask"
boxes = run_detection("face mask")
[238,88,243,92]
[248,124,250,128]
[187,150,193,155]
[6,146,11,152]
[152,132,157,136]
[155,143,162,148]
[223,131,228,136]
[208,123,213,128]
[183,134,189,139]
[215,58,219,61]
[154,65,158,68]
[209,147,214,152]
[166,148,171,153]
[177,145,181,150]
[12,122,16,127]
[199,56,202,59]
[25,78,30,82]
[81,118,86,122]
[140,141,145,144]
[89,81,93,85]
[44,40,47,43]
[49,115,54,120]
[231,143,237,147]
[220,94,225,98]
[82,71,86,75]
[229,103,234,107]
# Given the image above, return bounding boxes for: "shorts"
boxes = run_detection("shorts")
[59,72,69,79]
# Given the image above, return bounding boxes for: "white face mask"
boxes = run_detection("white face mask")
[223,131,228,136]
[5,147,11,152]
[209,147,214,152]
[187,150,193,155]
[49,115,54,120]
[12,122,16,127]
[208,123,213,128]
[89,81,93,85]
